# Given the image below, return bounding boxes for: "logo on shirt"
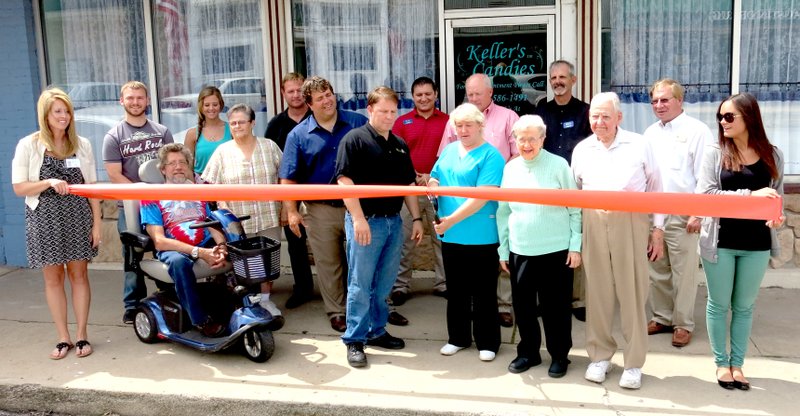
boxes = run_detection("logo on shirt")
[403,119,413,125]
[562,121,575,129]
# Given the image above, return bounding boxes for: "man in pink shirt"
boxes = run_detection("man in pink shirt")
[390,77,449,322]
[438,73,519,328]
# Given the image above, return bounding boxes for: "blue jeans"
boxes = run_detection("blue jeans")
[157,250,208,326]
[702,248,769,368]
[342,213,403,344]
[118,209,147,310]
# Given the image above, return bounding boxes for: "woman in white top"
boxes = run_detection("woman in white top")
[11,88,101,360]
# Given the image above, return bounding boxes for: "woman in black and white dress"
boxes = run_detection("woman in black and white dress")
[11,88,101,359]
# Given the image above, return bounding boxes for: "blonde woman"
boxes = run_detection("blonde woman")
[11,88,101,359]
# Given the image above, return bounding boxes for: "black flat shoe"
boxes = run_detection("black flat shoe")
[548,359,571,378]
[733,380,750,390]
[508,356,542,374]
[366,332,405,350]
[717,379,735,390]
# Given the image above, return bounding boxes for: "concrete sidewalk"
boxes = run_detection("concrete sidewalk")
[0,260,798,416]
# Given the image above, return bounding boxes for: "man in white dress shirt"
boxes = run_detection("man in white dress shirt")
[571,92,664,390]
[644,79,711,348]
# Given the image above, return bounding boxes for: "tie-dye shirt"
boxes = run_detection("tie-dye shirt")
[140,200,213,246]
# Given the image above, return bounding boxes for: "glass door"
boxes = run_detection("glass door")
[443,15,555,116]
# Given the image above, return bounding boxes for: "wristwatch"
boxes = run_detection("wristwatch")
[191,246,199,259]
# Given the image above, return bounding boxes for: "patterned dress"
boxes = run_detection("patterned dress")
[25,154,97,268]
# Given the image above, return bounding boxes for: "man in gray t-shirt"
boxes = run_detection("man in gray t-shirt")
[103,81,173,324]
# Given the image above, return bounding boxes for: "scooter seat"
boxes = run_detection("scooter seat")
[139,257,233,284]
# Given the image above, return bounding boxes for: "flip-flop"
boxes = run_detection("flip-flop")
[50,342,74,360]
[75,340,92,358]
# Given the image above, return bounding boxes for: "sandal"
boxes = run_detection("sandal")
[50,342,74,360]
[75,340,93,358]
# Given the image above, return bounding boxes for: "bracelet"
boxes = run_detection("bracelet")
[412,217,423,222]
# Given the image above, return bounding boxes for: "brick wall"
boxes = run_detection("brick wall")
[0,0,40,266]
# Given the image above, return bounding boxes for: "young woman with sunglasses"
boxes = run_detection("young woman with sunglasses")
[696,93,785,391]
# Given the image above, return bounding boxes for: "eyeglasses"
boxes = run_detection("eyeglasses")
[229,120,251,127]
[516,136,544,144]
[650,97,674,105]
[716,112,742,123]
[165,160,189,168]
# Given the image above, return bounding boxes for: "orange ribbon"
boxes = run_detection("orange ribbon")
[68,184,782,221]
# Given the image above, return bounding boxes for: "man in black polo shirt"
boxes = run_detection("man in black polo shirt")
[335,86,423,368]
[265,72,315,309]
[536,60,592,322]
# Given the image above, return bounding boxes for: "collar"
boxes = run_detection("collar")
[657,111,687,129]
[412,108,443,119]
[590,127,632,150]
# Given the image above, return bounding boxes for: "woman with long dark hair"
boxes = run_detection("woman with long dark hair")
[697,93,784,390]
[183,86,231,175]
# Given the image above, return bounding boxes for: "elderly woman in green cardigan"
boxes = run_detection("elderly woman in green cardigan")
[497,115,582,378]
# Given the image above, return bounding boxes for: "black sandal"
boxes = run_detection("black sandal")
[75,340,92,358]
[50,342,74,360]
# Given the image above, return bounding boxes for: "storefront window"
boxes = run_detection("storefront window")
[153,0,268,141]
[41,0,149,181]
[740,0,800,173]
[600,0,733,139]
[291,0,439,115]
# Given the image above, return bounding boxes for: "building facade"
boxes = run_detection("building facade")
[2,0,798,266]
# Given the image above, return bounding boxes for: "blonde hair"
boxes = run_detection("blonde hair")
[36,88,79,158]
[120,81,149,97]
[449,102,485,127]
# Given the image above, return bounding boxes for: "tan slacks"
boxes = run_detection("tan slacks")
[648,214,700,331]
[582,209,650,369]
[304,203,347,317]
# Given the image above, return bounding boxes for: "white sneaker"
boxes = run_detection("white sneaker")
[584,360,612,383]
[619,367,642,389]
[478,350,496,361]
[260,299,282,317]
[440,344,465,356]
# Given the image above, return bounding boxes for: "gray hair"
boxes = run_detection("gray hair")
[549,60,576,77]
[466,73,493,90]
[449,103,485,127]
[512,115,547,139]
[157,143,193,170]
[590,92,621,113]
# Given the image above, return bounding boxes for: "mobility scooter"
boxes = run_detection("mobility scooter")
[119,160,283,362]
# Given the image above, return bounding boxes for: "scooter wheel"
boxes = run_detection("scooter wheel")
[241,329,274,363]
[134,306,159,344]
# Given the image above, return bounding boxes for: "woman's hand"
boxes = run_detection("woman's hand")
[566,251,582,269]
[752,187,780,198]
[48,179,69,195]
[767,215,785,229]
[90,223,102,249]
[499,260,510,274]
[433,215,453,235]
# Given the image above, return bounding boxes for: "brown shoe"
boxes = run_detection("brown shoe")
[672,328,692,347]
[498,312,514,328]
[330,316,347,332]
[388,311,409,326]
[647,320,673,335]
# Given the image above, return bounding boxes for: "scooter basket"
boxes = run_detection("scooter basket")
[227,236,281,284]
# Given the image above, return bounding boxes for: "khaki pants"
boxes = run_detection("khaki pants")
[394,196,446,293]
[583,209,650,369]
[648,215,700,331]
[305,203,347,317]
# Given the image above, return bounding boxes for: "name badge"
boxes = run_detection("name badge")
[65,158,81,168]
[562,120,575,129]
[403,119,413,125]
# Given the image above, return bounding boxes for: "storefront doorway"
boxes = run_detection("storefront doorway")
[442,15,555,116]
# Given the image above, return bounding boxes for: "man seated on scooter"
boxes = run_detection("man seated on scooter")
[140,143,228,337]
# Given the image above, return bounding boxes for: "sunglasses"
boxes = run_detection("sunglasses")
[716,112,742,123]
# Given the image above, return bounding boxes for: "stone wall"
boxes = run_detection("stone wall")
[773,193,800,268]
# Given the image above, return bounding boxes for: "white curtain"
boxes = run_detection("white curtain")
[293,0,438,115]
[154,0,268,138]
[740,0,800,173]
[603,0,800,173]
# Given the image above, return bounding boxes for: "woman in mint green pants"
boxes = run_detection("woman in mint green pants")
[696,93,784,391]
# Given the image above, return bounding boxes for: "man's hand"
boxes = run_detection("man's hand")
[353,217,371,246]
[200,245,227,268]
[287,211,306,238]
[416,172,431,186]
[410,220,424,246]
[648,228,665,262]
[686,216,701,233]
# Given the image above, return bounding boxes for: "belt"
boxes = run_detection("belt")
[364,213,400,218]
[307,199,344,207]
